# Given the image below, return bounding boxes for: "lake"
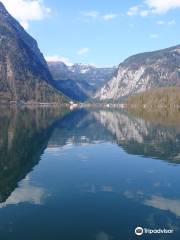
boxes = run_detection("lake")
[0,107,180,240]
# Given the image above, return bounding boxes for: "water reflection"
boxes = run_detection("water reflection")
[49,109,180,163]
[95,110,180,162]
[48,109,113,147]
[144,195,180,217]
[0,107,68,203]
[0,177,45,208]
[0,107,180,240]
[96,232,113,240]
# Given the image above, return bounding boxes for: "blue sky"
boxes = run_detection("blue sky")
[2,0,180,66]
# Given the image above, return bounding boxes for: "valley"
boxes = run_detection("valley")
[0,2,179,106]
[0,1,179,239]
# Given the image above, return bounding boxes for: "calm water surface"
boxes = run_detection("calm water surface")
[0,107,180,240]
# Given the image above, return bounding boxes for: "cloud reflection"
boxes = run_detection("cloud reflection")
[96,231,113,240]
[0,178,46,208]
[144,196,180,217]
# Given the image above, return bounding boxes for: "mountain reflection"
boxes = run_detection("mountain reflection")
[0,107,68,203]
[49,109,180,163]
[48,109,113,147]
[93,109,180,162]
[1,107,180,239]
[0,107,180,204]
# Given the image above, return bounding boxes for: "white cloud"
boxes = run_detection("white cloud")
[45,55,73,66]
[82,11,118,21]
[140,10,149,16]
[168,19,176,25]
[127,0,180,18]
[127,5,149,17]
[127,6,141,16]
[157,20,165,25]
[156,19,176,26]
[102,14,118,21]
[150,33,159,38]
[82,11,99,19]
[1,0,51,29]
[145,0,180,14]
[77,48,90,56]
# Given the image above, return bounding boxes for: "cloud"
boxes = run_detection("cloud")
[45,55,73,66]
[157,20,165,25]
[82,11,118,21]
[1,0,51,29]
[127,5,149,17]
[127,0,180,17]
[140,10,149,16]
[157,19,176,25]
[150,33,159,38]
[145,0,180,14]
[168,19,176,25]
[77,48,90,56]
[82,11,99,19]
[102,14,118,21]
[127,6,141,16]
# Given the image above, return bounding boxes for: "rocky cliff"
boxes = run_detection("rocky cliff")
[95,45,180,101]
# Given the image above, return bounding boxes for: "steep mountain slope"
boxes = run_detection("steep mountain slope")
[0,2,68,104]
[48,61,117,101]
[54,79,88,101]
[95,45,180,101]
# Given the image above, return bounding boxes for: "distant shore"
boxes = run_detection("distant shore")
[126,87,180,110]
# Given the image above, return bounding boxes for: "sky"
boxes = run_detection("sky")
[1,0,180,66]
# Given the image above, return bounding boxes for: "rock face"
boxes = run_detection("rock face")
[48,61,116,101]
[0,2,68,103]
[95,45,180,101]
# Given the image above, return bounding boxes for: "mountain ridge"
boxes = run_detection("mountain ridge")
[48,61,117,101]
[0,2,68,104]
[95,44,180,102]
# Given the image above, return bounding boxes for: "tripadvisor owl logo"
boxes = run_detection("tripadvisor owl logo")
[135,227,143,236]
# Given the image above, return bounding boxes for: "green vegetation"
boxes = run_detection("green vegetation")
[127,87,180,109]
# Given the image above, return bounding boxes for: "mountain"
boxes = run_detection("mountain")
[48,61,117,101]
[95,45,180,102]
[0,2,68,104]
[54,79,88,102]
